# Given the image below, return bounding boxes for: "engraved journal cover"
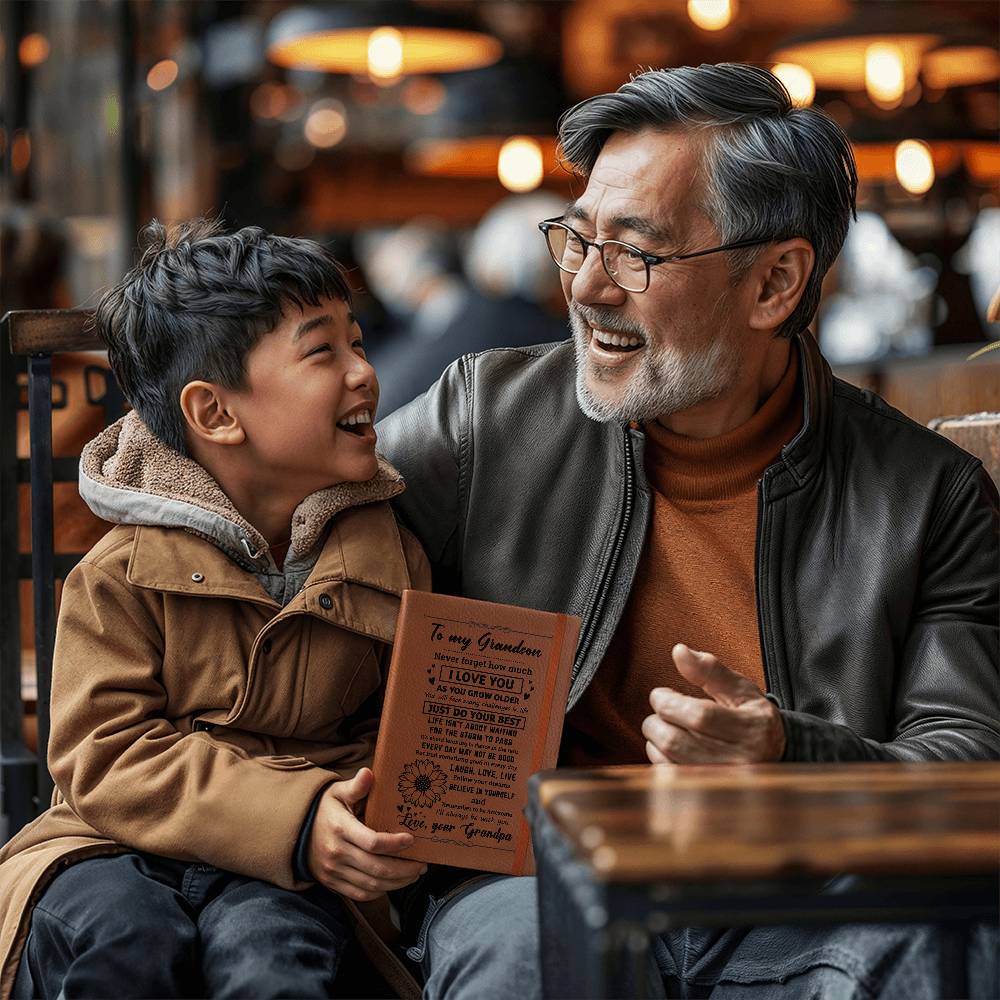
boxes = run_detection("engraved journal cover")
[365,590,580,874]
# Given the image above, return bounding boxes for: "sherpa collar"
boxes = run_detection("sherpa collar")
[79,411,405,569]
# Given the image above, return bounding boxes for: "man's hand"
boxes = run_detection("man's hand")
[641,644,786,764]
[307,767,427,901]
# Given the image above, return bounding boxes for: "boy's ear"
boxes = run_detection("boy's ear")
[179,381,245,446]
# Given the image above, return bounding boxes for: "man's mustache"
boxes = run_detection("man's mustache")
[569,303,647,339]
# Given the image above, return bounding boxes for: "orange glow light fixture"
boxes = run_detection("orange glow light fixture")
[770,5,942,98]
[922,42,1000,90]
[865,42,906,109]
[407,135,558,183]
[19,33,50,67]
[497,136,545,193]
[687,0,736,33]
[894,139,935,194]
[147,59,179,92]
[267,4,502,77]
[771,63,815,107]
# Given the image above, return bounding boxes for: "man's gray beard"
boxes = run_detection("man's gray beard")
[570,308,741,424]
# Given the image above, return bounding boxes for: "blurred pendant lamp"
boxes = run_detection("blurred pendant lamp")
[770,2,946,110]
[771,4,999,193]
[266,2,503,83]
[920,33,1000,91]
[406,60,565,193]
[842,96,999,192]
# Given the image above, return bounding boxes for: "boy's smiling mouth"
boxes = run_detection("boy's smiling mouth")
[336,405,375,438]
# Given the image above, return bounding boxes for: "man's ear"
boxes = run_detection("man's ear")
[747,238,815,332]
[179,381,245,446]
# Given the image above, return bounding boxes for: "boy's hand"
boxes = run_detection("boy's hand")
[308,767,427,901]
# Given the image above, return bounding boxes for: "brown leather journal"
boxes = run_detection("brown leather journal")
[365,590,580,874]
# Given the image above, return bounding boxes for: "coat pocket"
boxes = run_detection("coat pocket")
[337,642,382,718]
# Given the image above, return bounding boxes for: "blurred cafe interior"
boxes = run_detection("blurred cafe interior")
[1,0,999,820]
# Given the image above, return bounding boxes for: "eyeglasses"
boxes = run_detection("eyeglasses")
[537,217,775,293]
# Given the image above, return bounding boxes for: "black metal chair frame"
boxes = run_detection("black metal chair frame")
[1,309,121,835]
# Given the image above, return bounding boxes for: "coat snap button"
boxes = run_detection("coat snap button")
[319,593,333,610]
[191,572,205,583]
[261,639,272,655]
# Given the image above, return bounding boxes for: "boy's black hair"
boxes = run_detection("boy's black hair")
[95,218,353,454]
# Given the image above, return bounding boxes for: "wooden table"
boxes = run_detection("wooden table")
[527,763,1000,999]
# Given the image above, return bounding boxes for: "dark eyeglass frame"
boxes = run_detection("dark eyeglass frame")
[538,217,776,293]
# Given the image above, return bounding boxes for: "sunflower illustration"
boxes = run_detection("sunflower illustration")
[397,759,448,808]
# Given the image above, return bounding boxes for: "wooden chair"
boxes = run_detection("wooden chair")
[2,309,111,835]
[929,412,1000,490]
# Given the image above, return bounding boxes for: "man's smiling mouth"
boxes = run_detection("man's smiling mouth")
[591,327,645,353]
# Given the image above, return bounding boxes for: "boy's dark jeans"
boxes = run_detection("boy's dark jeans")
[13,851,350,999]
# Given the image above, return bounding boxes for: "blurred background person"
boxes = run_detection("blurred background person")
[358,192,568,416]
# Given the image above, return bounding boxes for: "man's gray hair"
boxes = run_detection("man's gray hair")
[557,63,858,338]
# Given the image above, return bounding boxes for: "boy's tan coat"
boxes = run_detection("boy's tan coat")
[0,480,429,996]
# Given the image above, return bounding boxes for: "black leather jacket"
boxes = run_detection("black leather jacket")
[377,331,999,763]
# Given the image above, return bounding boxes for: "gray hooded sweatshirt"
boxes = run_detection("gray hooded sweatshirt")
[79,411,405,606]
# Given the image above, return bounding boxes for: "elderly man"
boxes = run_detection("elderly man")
[377,64,999,999]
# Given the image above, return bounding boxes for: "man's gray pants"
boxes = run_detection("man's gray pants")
[407,875,998,1000]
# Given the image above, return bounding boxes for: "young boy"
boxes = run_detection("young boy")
[0,220,429,998]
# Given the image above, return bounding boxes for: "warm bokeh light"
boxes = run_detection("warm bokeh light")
[268,27,501,75]
[146,59,179,92]
[401,77,446,116]
[250,83,303,122]
[497,136,544,193]
[895,140,934,194]
[865,43,905,109]
[407,135,558,178]
[965,143,1000,182]
[367,27,404,81]
[304,100,347,148]
[276,86,305,123]
[922,45,1000,90]
[771,63,815,107]
[11,131,31,172]
[19,33,50,67]
[771,34,936,93]
[687,0,735,32]
[250,82,285,120]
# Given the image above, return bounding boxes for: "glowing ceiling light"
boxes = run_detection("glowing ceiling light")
[771,63,815,107]
[267,7,502,76]
[923,44,1000,90]
[146,59,179,92]
[865,43,905,109]
[304,99,347,148]
[367,27,404,82]
[497,136,544,193]
[687,0,735,32]
[895,140,934,195]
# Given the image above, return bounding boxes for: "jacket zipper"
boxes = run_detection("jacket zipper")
[754,473,783,707]
[571,428,636,686]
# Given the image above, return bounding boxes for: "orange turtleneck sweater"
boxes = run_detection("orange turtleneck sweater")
[560,350,803,767]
